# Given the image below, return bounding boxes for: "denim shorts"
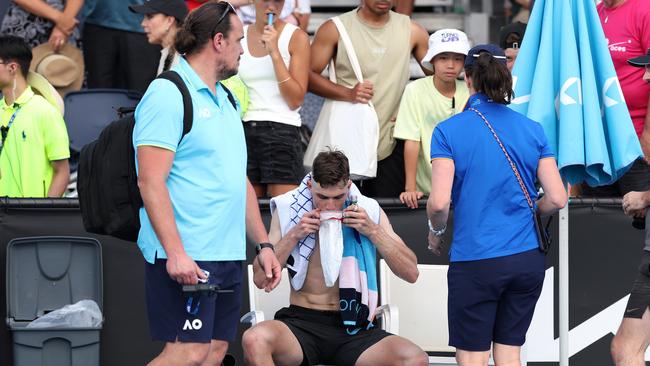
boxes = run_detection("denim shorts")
[244,120,304,185]
[447,249,545,351]
[145,259,243,343]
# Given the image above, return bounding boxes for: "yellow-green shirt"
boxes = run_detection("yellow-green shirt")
[393,77,469,194]
[0,87,70,197]
[222,74,249,118]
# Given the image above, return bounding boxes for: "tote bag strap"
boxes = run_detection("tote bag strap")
[330,16,375,109]
[331,16,364,83]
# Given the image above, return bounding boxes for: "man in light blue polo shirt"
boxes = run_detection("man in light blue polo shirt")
[133,4,281,365]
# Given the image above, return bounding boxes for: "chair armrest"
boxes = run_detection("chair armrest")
[240,310,265,325]
[375,304,399,335]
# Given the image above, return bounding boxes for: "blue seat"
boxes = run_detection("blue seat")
[64,89,142,153]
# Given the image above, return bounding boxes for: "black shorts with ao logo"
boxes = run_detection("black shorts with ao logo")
[274,305,392,366]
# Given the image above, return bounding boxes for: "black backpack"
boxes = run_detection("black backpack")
[77,71,236,242]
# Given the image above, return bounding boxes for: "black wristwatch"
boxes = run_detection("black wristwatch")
[255,242,274,255]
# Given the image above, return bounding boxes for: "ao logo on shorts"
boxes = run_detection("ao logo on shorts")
[183,319,203,330]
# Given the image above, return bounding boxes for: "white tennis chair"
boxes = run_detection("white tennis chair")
[240,265,292,325]
[379,260,529,366]
[379,259,458,365]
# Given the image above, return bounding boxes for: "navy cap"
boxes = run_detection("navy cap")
[464,44,508,69]
[628,48,650,67]
[129,0,189,23]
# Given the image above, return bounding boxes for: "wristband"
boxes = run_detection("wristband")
[255,242,275,255]
[427,220,446,237]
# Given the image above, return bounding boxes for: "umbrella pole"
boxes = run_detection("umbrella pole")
[559,186,570,366]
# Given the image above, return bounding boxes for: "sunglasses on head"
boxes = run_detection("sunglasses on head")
[211,1,236,37]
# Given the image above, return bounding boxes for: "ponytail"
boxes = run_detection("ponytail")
[465,53,513,104]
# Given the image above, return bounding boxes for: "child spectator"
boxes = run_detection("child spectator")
[394,29,470,208]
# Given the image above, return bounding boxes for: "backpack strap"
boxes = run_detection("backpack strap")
[157,70,194,145]
[219,82,237,111]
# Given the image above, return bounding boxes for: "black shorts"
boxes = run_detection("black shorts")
[244,120,304,185]
[625,251,650,318]
[274,305,392,366]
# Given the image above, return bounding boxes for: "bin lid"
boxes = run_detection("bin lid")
[6,236,103,321]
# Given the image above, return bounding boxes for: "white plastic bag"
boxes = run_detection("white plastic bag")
[26,299,102,328]
[319,211,344,287]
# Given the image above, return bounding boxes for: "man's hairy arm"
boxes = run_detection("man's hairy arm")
[410,21,432,75]
[246,179,282,291]
[137,146,205,285]
[308,20,350,100]
[370,210,419,283]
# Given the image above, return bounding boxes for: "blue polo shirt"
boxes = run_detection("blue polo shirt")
[430,93,554,262]
[133,57,246,263]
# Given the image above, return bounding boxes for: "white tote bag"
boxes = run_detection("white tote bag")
[303,17,379,179]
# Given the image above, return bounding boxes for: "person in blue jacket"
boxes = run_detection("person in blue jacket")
[426,44,567,366]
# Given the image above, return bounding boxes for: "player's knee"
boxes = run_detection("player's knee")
[611,331,649,365]
[399,342,428,366]
[206,342,229,364]
[409,350,429,366]
[243,327,272,355]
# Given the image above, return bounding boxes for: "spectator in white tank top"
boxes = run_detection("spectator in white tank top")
[238,0,310,198]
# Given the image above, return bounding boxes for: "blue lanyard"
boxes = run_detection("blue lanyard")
[1,105,21,152]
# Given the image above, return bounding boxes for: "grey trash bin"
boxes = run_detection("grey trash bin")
[6,236,103,366]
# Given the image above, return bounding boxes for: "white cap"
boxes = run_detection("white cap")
[420,29,471,71]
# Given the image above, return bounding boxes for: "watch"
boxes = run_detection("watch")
[427,220,446,237]
[255,242,275,255]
